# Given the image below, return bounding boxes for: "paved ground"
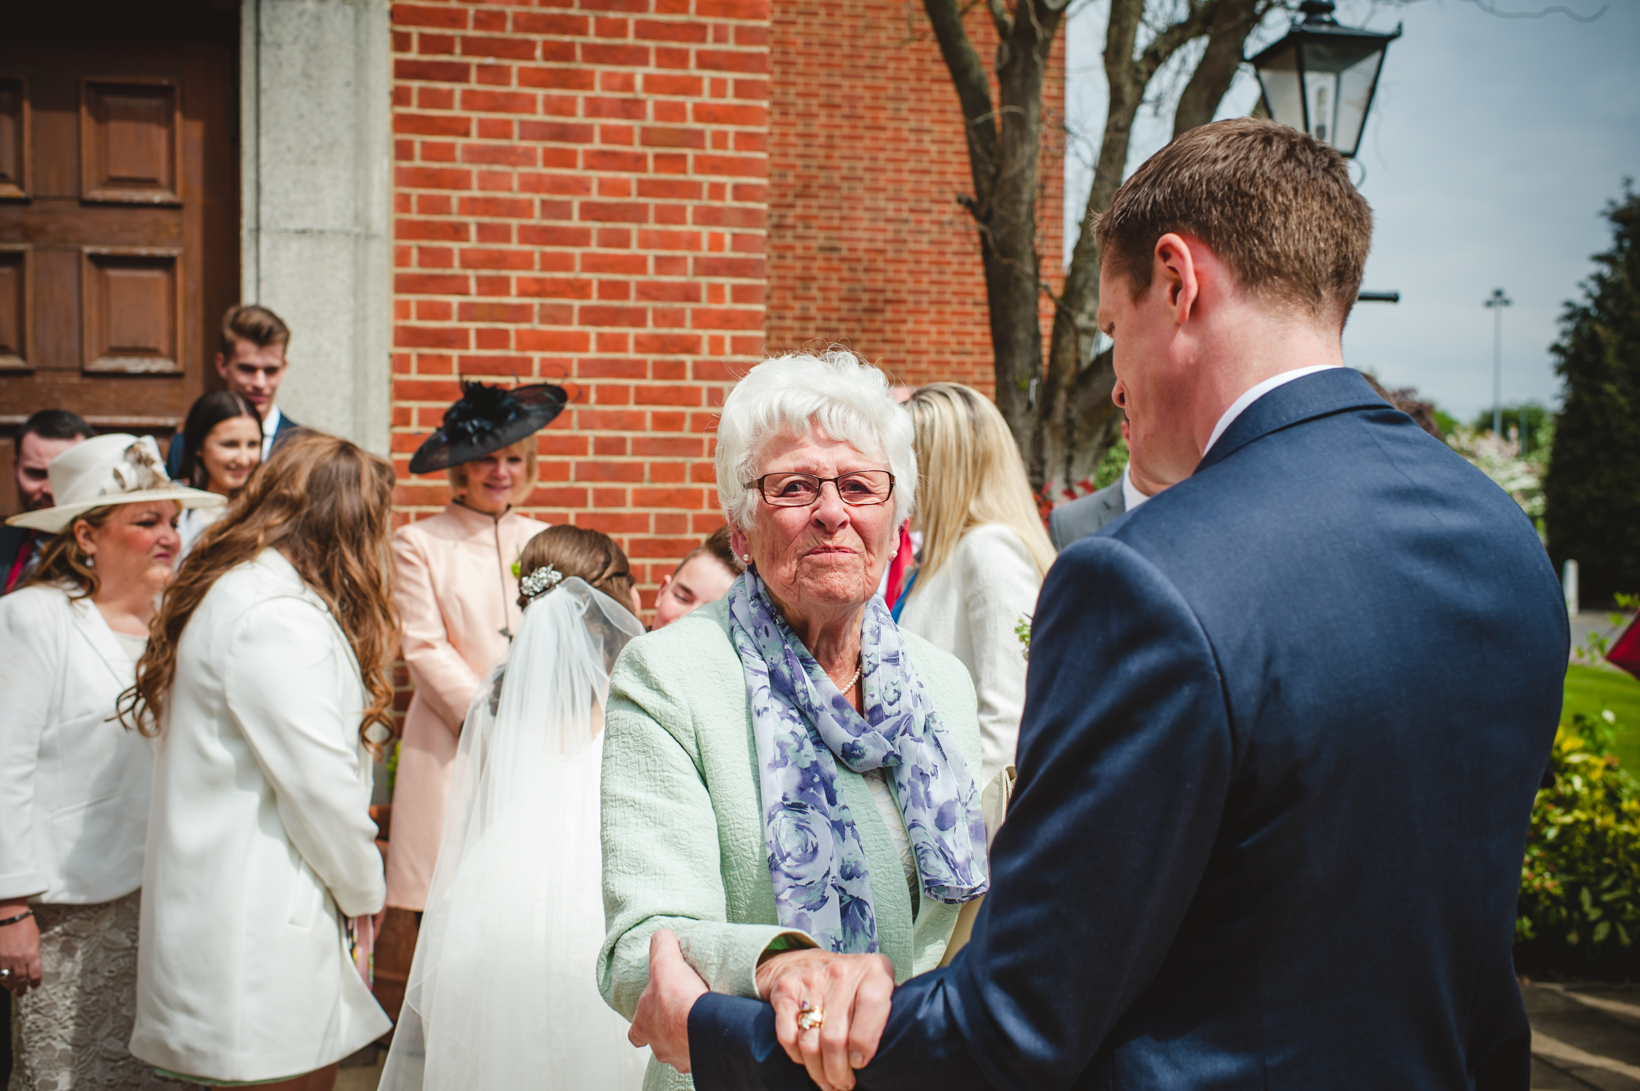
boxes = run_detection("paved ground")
[336,1044,387,1091]
[1527,981,1640,1090]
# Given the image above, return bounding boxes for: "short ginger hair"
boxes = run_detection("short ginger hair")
[1095,118,1373,328]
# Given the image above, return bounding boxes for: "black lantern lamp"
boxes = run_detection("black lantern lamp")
[1248,1,1401,157]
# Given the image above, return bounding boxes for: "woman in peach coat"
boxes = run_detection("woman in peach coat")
[386,382,567,915]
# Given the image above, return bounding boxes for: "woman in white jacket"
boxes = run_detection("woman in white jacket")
[122,431,398,1091]
[897,384,1057,783]
[0,433,222,1089]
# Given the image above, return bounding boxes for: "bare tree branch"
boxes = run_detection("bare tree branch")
[988,0,1015,39]
[1457,0,1606,19]
[1173,0,1267,135]
[923,0,1002,206]
[924,0,1295,491]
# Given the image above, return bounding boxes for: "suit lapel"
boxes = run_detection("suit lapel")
[69,595,136,681]
[1194,368,1391,475]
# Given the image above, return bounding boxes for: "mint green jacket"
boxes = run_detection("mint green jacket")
[598,597,981,1091]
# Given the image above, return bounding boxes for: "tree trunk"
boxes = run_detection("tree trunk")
[1174,0,1263,137]
[924,0,1282,496]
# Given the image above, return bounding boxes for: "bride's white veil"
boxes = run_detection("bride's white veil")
[381,576,650,1090]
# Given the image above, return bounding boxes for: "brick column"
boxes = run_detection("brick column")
[391,0,770,599]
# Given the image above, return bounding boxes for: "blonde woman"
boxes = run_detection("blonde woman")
[123,432,399,1089]
[386,382,564,929]
[898,383,1056,782]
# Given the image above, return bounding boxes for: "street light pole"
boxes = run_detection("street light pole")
[1484,288,1512,436]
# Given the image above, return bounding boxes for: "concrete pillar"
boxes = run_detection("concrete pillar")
[241,0,391,456]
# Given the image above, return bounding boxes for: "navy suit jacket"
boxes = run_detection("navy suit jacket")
[689,369,1567,1091]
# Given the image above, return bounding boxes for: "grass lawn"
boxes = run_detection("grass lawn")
[1565,664,1640,769]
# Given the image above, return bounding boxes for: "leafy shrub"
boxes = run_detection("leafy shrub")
[1516,711,1640,979]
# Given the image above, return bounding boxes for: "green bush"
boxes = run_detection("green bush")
[1516,712,1640,979]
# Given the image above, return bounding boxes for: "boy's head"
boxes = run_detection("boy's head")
[652,525,743,630]
[214,305,291,421]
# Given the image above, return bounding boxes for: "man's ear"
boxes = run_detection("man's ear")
[658,573,673,597]
[212,352,227,379]
[1153,232,1200,325]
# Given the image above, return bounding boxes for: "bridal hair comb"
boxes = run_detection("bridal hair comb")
[520,563,566,603]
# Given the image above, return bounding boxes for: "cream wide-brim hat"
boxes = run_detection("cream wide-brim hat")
[6,433,226,535]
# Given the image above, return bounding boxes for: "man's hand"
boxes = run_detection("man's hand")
[629,929,709,1073]
[0,900,42,999]
[756,948,896,1091]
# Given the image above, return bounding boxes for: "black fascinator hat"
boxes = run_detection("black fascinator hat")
[408,380,569,475]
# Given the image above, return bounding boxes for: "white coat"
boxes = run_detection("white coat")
[0,584,152,904]
[130,549,391,1081]
[898,524,1043,783]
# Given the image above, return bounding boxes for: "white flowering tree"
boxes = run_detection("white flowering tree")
[1447,424,1550,523]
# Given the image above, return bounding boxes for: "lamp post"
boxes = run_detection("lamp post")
[1485,288,1512,437]
[1248,1,1402,157]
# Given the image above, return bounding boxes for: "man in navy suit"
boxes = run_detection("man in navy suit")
[627,118,1568,1091]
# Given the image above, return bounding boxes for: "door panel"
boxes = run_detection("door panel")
[82,248,183,373]
[0,78,26,200]
[0,246,28,370]
[82,79,182,205]
[0,38,236,518]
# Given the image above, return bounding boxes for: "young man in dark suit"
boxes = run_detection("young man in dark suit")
[631,118,1568,1091]
[2,409,93,594]
[165,305,301,479]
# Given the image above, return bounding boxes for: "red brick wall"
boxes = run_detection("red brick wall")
[390,0,770,604]
[765,0,1065,393]
[388,0,1062,608]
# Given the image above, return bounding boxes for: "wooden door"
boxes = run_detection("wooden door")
[0,39,236,518]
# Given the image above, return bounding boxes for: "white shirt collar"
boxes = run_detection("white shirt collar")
[1202,365,1341,457]
[1120,463,1150,513]
[260,405,282,460]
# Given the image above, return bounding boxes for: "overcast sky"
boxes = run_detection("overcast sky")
[1064,0,1640,421]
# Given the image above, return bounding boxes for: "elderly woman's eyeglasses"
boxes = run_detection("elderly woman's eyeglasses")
[751,470,895,508]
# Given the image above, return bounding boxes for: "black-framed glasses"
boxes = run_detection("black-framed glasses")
[750,470,895,508]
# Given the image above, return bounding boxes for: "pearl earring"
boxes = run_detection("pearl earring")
[84,555,95,569]
[742,554,752,564]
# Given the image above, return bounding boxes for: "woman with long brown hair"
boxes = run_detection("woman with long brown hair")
[174,390,262,561]
[122,431,397,1091]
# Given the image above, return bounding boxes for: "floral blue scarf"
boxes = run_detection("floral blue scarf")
[726,570,988,954]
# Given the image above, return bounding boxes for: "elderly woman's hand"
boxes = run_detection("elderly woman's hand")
[755,947,896,1091]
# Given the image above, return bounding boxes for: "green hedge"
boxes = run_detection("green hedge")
[1515,713,1640,979]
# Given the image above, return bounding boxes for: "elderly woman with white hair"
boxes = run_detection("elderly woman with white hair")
[598,350,989,1091]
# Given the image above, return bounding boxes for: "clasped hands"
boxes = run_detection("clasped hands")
[628,929,895,1091]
